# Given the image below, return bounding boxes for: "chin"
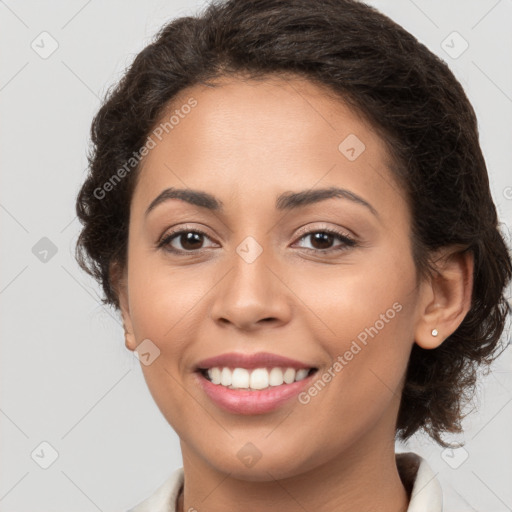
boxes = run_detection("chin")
[202,446,314,482]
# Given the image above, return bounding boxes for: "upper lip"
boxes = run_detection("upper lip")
[195,352,317,370]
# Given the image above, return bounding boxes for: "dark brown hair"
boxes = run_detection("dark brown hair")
[75,0,512,448]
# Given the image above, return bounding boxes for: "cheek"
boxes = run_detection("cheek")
[126,252,220,372]
[292,246,418,399]
[125,256,209,432]
[294,249,415,342]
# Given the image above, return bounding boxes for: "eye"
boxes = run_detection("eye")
[158,227,217,254]
[293,227,357,253]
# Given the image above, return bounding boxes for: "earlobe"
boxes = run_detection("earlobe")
[110,261,137,352]
[414,246,474,350]
[123,327,137,352]
[119,299,137,352]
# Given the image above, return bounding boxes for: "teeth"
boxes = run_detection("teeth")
[205,367,312,390]
[295,368,309,381]
[209,367,221,384]
[220,367,232,386]
[269,367,284,386]
[283,368,296,384]
[233,368,250,388]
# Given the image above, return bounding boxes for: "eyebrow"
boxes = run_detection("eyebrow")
[144,186,378,217]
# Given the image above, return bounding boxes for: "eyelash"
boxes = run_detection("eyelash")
[157,225,358,256]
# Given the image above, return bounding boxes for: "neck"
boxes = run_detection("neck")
[177,436,409,512]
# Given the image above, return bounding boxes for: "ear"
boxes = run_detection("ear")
[414,246,474,349]
[110,260,137,352]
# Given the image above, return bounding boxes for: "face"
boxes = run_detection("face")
[117,76,431,481]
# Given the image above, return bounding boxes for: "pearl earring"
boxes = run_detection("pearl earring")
[431,328,439,337]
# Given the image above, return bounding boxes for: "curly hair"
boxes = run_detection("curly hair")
[75,0,512,448]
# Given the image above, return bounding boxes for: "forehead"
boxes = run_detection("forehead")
[131,76,406,222]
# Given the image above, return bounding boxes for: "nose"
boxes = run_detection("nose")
[209,246,293,332]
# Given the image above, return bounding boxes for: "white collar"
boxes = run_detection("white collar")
[128,452,442,511]
[397,451,443,511]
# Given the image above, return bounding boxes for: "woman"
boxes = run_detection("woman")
[74,0,512,510]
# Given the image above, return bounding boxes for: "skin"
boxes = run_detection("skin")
[113,76,473,512]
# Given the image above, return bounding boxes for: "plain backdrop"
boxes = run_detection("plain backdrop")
[1,0,511,510]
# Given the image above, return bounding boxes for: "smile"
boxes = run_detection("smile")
[195,366,318,415]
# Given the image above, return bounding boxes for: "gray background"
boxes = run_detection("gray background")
[1,0,511,510]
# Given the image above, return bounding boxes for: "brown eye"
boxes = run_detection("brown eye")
[159,229,216,254]
[309,232,336,250]
[175,232,205,251]
[294,229,357,253]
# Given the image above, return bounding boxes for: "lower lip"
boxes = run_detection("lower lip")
[195,371,316,415]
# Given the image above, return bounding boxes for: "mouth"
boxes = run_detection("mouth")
[194,366,319,415]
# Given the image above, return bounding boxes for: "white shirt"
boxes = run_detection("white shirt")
[127,451,443,512]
